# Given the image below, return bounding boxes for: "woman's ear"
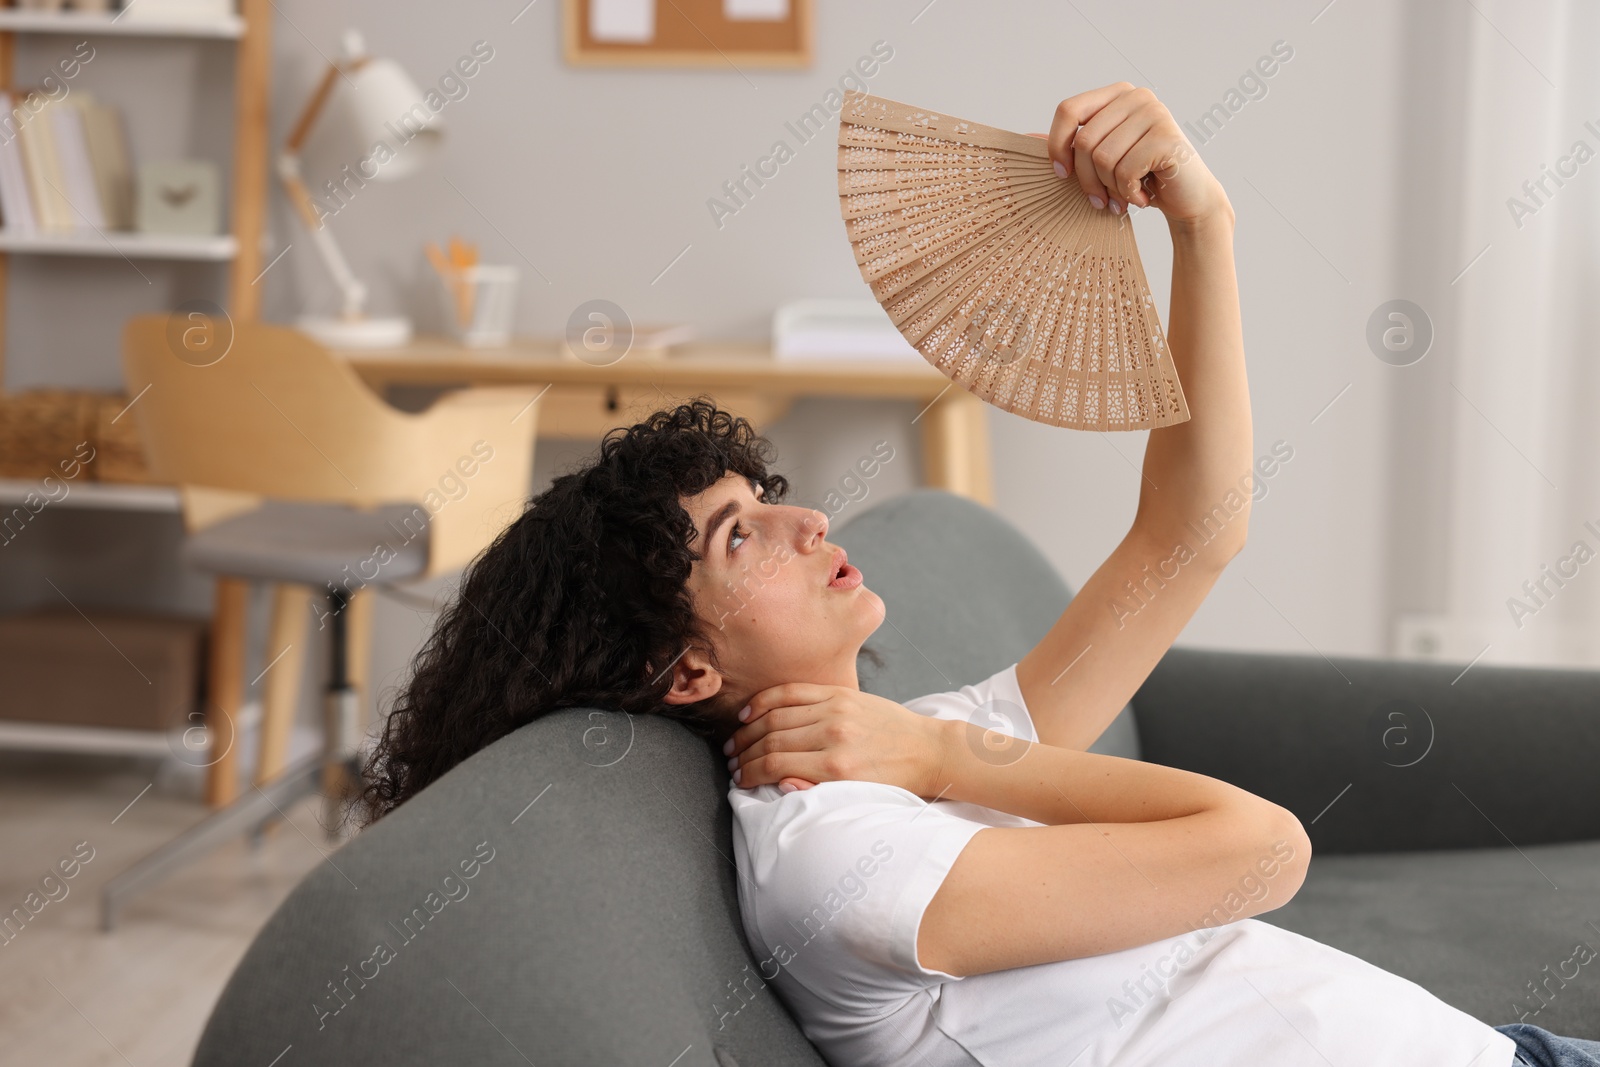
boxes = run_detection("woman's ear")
[659,646,725,707]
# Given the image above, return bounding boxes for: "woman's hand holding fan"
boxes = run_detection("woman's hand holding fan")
[1032,82,1231,231]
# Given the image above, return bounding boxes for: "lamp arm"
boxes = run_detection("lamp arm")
[285,63,344,156]
[277,153,367,320]
[276,49,374,321]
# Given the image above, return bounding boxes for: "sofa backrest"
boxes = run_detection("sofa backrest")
[191,489,1133,1067]
[837,489,1141,759]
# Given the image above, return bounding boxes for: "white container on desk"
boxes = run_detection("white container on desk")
[438,264,520,347]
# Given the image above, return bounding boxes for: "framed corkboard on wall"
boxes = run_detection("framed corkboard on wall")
[563,0,813,68]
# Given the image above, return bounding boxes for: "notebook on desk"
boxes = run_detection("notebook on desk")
[772,299,925,362]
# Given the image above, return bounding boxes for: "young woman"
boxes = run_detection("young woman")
[359,85,1599,1067]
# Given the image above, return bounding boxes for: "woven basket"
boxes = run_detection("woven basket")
[0,390,97,480]
[90,392,155,483]
[0,390,157,483]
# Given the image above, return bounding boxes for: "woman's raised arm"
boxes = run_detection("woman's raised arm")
[1016,84,1250,753]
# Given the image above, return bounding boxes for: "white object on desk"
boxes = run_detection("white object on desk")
[773,298,926,362]
[437,263,520,348]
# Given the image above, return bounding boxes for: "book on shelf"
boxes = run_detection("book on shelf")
[0,90,134,237]
[15,94,72,231]
[80,96,134,230]
[49,99,105,230]
[0,94,36,235]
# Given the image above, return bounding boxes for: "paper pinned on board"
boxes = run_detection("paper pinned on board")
[724,0,789,20]
[591,0,655,42]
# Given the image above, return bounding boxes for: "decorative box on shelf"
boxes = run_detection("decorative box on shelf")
[0,608,204,733]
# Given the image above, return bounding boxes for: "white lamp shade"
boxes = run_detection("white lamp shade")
[332,57,443,183]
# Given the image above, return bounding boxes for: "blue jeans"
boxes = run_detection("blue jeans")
[1498,1024,1600,1067]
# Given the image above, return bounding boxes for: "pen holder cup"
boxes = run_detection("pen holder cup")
[436,264,519,347]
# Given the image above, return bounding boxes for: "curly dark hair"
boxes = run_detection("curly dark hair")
[353,397,792,829]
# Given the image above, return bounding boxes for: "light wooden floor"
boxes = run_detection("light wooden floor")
[0,750,342,1067]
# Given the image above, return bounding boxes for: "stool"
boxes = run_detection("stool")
[100,500,429,929]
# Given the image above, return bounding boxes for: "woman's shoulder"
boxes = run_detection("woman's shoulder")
[728,778,978,864]
[728,778,928,823]
[900,661,1037,742]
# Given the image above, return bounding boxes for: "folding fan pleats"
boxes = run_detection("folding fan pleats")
[837,90,1190,431]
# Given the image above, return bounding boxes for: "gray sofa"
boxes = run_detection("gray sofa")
[192,489,1600,1065]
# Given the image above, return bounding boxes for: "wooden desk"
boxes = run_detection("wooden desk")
[341,338,994,505]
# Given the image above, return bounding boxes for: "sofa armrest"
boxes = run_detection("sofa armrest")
[1132,647,1600,855]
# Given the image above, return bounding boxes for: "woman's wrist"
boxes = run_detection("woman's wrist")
[1167,193,1236,242]
[922,717,1036,813]
[922,718,973,801]
[924,722,1116,825]
[917,717,956,799]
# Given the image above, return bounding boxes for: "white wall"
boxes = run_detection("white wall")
[13,0,1439,731]
[295,0,1411,679]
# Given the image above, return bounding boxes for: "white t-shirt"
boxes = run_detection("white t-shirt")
[726,662,1516,1067]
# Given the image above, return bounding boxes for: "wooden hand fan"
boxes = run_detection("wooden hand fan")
[836,90,1190,431]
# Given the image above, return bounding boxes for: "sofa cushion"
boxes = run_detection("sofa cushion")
[834,488,1141,759]
[1261,838,1600,1038]
[192,707,830,1067]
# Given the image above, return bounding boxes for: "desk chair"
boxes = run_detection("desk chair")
[103,315,541,930]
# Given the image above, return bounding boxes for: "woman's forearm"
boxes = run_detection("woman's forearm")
[928,717,1281,830]
[1132,208,1253,563]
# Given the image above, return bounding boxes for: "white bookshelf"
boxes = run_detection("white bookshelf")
[0,229,237,260]
[0,718,186,756]
[0,704,317,766]
[0,10,244,39]
[0,0,268,394]
[0,477,179,511]
[0,0,272,790]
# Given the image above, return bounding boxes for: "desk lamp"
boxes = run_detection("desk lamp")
[277,30,441,347]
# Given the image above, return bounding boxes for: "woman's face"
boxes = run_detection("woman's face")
[662,471,885,719]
